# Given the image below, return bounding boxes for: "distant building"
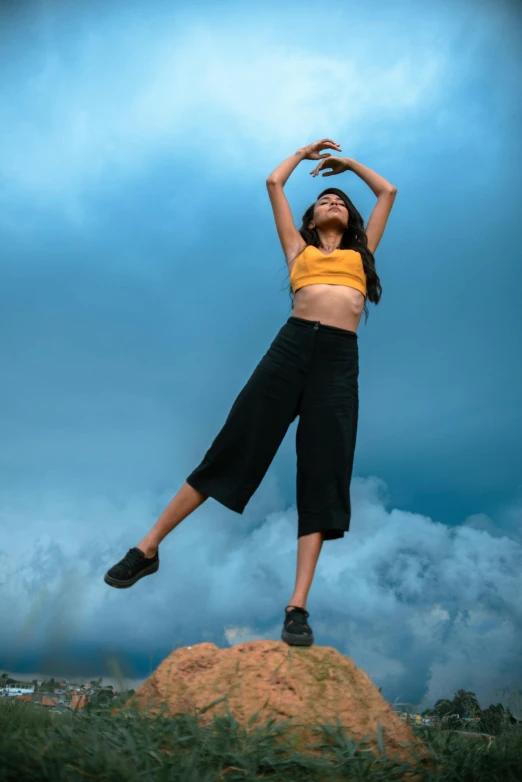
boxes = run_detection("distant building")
[1,687,35,698]
[71,693,89,709]
[18,691,90,709]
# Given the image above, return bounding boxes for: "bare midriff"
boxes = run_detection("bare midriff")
[291,284,365,333]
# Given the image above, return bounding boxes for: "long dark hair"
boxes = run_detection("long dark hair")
[282,187,382,325]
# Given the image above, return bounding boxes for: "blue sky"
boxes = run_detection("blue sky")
[1,0,521,714]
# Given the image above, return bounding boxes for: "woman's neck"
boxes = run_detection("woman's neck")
[317,231,343,250]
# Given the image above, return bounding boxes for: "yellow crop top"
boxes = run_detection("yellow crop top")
[290,245,367,299]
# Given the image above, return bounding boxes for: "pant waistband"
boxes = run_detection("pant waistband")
[287,316,357,338]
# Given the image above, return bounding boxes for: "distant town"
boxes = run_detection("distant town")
[3,670,515,735]
[0,672,135,714]
[1,670,439,724]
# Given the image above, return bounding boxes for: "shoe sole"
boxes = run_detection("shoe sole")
[281,628,314,646]
[104,559,159,588]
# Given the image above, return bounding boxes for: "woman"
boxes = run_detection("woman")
[104,138,397,648]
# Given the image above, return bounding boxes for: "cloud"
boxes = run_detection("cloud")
[2,0,521,720]
[0,13,448,207]
[1,476,521,711]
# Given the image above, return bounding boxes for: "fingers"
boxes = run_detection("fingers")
[309,165,336,177]
[309,153,341,177]
[322,139,342,150]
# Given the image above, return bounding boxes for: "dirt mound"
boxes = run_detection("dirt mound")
[124,640,433,775]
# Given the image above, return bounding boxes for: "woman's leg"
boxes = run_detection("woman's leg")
[136,482,208,558]
[104,482,208,587]
[134,320,311,561]
[106,319,311,589]
[183,320,309,517]
[295,326,359,542]
[286,531,325,611]
[287,324,359,613]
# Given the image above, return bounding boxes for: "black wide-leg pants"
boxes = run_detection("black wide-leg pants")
[186,316,359,540]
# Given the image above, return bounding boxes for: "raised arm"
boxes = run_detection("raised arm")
[310,155,397,255]
[266,139,342,263]
[349,158,397,255]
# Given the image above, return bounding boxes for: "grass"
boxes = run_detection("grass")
[1,693,521,781]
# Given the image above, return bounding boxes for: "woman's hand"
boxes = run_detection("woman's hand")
[301,138,342,161]
[309,156,351,178]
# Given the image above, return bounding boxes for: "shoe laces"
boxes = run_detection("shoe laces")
[122,548,145,569]
[285,606,309,619]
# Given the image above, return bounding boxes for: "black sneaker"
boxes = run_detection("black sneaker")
[104,547,159,588]
[281,605,314,646]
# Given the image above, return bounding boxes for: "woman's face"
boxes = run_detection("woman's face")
[312,193,349,231]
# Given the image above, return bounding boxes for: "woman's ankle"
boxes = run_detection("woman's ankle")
[137,541,158,558]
